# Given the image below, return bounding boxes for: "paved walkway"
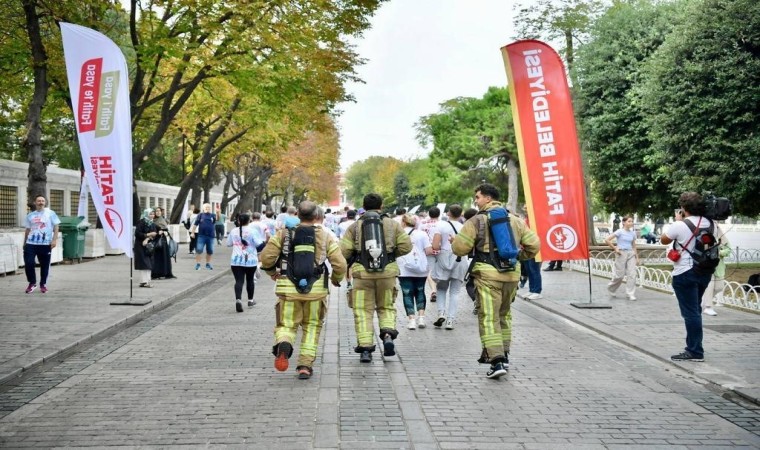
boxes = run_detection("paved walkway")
[1,251,760,448]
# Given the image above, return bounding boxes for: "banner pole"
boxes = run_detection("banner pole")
[571,255,611,309]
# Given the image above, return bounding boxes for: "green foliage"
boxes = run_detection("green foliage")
[344,156,403,207]
[637,0,760,216]
[573,0,684,217]
[416,87,517,206]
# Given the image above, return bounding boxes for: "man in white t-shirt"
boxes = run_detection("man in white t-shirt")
[336,209,356,239]
[23,195,61,294]
[660,191,715,363]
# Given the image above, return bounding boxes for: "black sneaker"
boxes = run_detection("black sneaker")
[504,352,510,369]
[360,350,372,363]
[235,300,243,313]
[671,351,704,362]
[383,335,395,357]
[296,366,313,380]
[486,361,507,379]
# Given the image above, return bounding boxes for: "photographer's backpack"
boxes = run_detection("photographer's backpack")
[281,226,328,293]
[356,211,393,272]
[681,217,721,275]
[475,207,519,272]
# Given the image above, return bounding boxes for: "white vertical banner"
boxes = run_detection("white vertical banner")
[61,23,133,257]
[77,175,89,218]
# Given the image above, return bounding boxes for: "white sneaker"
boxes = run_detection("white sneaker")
[525,292,542,300]
[408,318,417,330]
[445,319,454,330]
[703,307,717,316]
[627,294,637,301]
[417,316,426,328]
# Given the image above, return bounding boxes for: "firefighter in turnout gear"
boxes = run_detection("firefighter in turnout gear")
[340,193,412,363]
[260,201,347,379]
[452,184,540,379]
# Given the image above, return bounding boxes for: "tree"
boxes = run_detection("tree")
[573,0,684,217]
[637,0,760,216]
[513,0,605,72]
[344,156,404,208]
[416,87,519,211]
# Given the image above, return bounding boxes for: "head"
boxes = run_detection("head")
[237,213,251,226]
[395,207,406,216]
[202,203,212,213]
[315,206,325,223]
[142,208,155,222]
[428,207,440,219]
[463,207,478,220]
[325,208,332,214]
[251,212,262,221]
[154,207,163,217]
[287,206,297,215]
[362,193,383,211]
[265,209,274,218]
[622,215,634,229]
[298,201,318,222]
[346,210,357,220]
[401,213,417,228]
[33,195,47,210]
[447,204,463,220]
[678,191,706,216]
[474,183,500,209]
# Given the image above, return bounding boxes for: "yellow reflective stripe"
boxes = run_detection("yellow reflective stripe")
[294,245,314,253]
[457,233,475,246]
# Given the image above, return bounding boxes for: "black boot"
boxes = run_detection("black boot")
[360,350,372,363]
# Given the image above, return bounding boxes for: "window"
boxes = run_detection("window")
[87,197,98,225]
[70,191,80,216]
[49,189,64,215]
[140,197,146,210]
[158,198,165,209]
[0,185,18,227]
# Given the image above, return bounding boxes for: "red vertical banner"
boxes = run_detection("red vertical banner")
[502,40,589,260]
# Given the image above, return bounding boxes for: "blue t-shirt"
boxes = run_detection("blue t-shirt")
[194,212,217,237]
[25,209,61,245]
[613,228,637,250]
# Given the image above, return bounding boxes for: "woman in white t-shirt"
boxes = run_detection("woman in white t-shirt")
[431,205,469,329]
[604,216,639,300]
[397,214,433,330]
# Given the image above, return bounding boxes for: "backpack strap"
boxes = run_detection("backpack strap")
[448,221,458,235]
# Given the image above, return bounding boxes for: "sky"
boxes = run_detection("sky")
[336,0,539,171]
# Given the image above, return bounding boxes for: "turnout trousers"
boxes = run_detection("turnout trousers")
[352,276,398,349]
[475,277,517,359]
[274,297,327,368]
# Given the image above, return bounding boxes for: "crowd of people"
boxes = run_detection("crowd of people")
[21,188,733,381]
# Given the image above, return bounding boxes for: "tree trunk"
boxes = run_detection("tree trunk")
[506,157,519,213]
[22,0,49,208]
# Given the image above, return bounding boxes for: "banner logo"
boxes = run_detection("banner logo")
[546,224,578,253]
[89,155,123,236]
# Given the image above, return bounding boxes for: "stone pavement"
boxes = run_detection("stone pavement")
[0,244,231,384]
[1,252,760,448]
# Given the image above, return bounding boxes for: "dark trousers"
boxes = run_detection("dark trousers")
[232,265,257,300]
[215,224,225,242]
[672,269,712,357]
[24,244,52,285]
[189,235,197,253]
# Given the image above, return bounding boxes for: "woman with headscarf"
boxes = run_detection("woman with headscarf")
[151,207,175,279]
[135,209,158,288]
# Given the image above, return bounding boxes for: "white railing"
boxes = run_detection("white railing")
[567,247,760,312]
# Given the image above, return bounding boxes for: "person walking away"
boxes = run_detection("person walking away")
[189,203,218,270]
[420,207,441,303]
[227,213,264,312]
[151,207,175,279]
[215,210,227,245]
[431,204,469,329]
[187,206,199,254]
[452,184,539,379]
[397,214,433,330]
[605,216,639,300]
[134,209,157,288]
[661,192,715,362]
[340,193,412,363]
[23,195,61,293]
[543,260,563,271]
[259,201,347,379]
[521,209,543,300]
[701,223,731,316]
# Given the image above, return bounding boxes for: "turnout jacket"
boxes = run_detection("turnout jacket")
[339,211,412,279]
[259,224,347,300]
[451,201,540,282]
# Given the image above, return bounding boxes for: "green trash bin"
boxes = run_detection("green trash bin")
[59,216,90,261]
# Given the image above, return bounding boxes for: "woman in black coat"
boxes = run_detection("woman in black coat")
[134,209,157,287]
[151,207,175,279]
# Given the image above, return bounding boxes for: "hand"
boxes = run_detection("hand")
[50,240,57,249]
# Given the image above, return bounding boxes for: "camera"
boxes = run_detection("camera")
[703,193,732,221]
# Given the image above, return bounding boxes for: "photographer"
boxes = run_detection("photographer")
[660,192,713,362]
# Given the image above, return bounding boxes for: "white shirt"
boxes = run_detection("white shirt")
[398,228,431,277]
[665,216,710,276]
[432,219,462,252]
[337,219,355,239]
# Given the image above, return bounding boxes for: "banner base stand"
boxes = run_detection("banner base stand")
[110,300,152,306]
[571,302,612,309]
